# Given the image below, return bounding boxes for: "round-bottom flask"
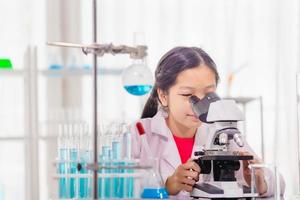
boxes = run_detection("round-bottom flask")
[122,60,153,96]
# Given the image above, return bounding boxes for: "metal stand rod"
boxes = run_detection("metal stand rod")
[92,0,98,199]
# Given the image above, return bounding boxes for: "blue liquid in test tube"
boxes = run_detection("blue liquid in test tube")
[97,154,103,199]
[58,148,68,199]
[79,150,91,198]
[69,149,78,198]
[124,161,134,198]
[98,146,111,198]
[123,130,134,198]
[112,141,123,198]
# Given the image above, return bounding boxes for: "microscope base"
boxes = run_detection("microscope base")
[190,181,258,199]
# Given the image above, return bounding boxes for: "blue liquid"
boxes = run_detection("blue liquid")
[98,146,112,198]
[141,188,169,199]
[49,64,63,70]
[79,151,91,198]
[79,163,89,198]
[58,165,68,198]
[112,142,124,198]
[125,162,134,198]
[97,155,103,199]
[124,85,152,96]
[58,149,68,199]
[69,149,78,198]
[104,162,111,198]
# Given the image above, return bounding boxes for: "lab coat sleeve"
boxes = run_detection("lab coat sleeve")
[233,139,285,197]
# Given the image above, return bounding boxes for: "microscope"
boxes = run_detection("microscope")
[189,93,259,199]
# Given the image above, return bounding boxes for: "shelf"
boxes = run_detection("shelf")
[0,69,24,76]
[53,172,143,179]
[0,68,124,77]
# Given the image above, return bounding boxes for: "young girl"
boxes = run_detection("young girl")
[130,47,285,199]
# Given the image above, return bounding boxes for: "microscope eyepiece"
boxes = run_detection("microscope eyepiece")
[189,93,220,123]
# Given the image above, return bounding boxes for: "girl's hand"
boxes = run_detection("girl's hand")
[240,151,267,195]
[165,160,200,195]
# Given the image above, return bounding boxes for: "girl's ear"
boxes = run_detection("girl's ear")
[157,88,168,107]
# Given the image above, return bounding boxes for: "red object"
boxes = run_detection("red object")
[173,134,195,164]
[136,122,145,135]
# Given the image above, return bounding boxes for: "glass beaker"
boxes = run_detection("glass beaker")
[140,158,169,199]
[249,163,283,200]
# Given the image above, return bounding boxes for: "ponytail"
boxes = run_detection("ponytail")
[141,87,159,118]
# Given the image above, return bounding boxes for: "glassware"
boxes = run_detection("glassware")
[57,124,69,199]
[141,158,169,199]
[78,124,91,199]
[68,124,78,198]
[249,163,283,200]
[122,32,153,96]
[122,60,153,96]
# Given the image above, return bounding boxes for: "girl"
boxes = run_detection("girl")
[130,47,285,199]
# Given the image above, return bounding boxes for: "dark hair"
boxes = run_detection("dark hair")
[141,46,220,118]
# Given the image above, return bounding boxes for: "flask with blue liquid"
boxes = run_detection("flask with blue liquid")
[122,32,153,96]
[141,158,169,199]
[122,59,153,96]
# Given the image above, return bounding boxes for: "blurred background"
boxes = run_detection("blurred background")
[0,0,300,199]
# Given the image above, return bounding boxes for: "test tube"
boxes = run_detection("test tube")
[57,124,68,199]
[122,124,134,198]
[69,123,78,198]
[78,123,91,198]
[112,124,124,198]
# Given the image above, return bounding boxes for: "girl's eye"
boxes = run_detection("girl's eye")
[180,94,192,97]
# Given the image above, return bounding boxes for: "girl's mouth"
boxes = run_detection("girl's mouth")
[187,114,199,121]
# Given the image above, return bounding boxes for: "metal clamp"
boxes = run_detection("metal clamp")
[47,42,147,59]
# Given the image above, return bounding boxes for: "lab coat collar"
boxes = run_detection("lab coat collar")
[149,110,181,169]
[150,109,171,138]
